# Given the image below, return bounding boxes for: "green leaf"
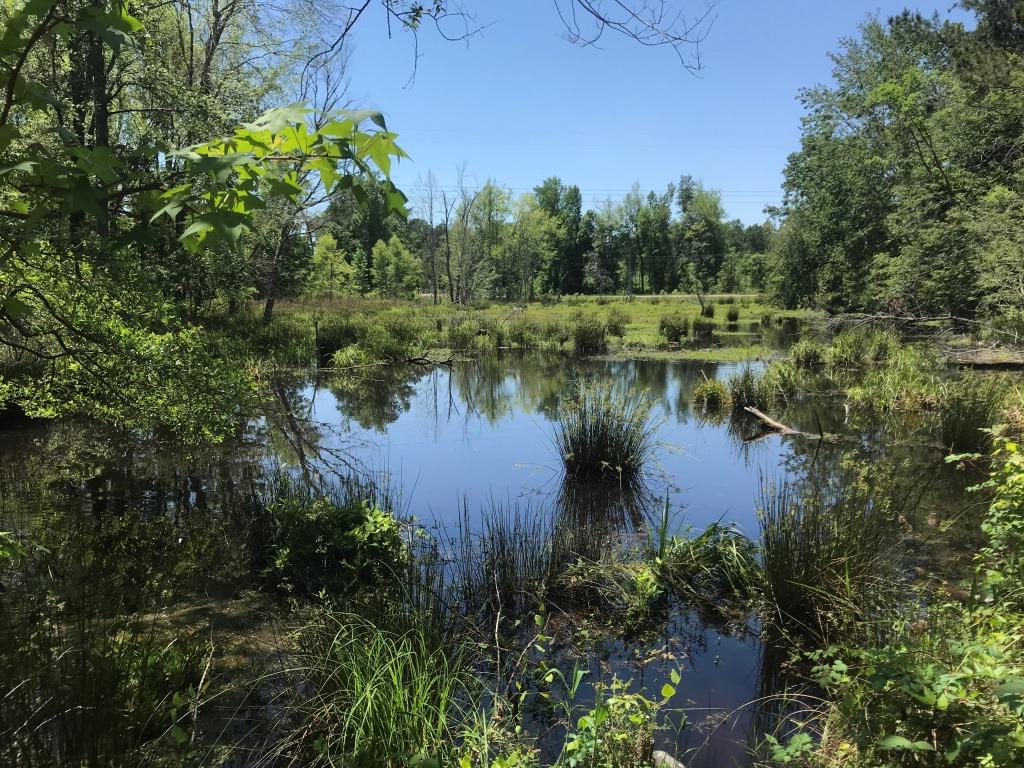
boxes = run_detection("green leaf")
[660,683,675,699]
[877,735,934,751]
[170,725,188,745]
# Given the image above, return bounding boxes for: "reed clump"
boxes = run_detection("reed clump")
[757,468,906,646]
[940,372,1011,451]
[554,381,657,479]
[692,377,729,412]
[789,338,825,370]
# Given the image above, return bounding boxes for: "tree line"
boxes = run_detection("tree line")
[304,173,776,303]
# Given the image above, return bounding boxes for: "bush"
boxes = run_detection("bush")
[657,313,689,343]
[445,318,477,351]
[692,377,729,412]
[692,317,715,336]
[554,381,657,479]
[507,316,541,348]
[700,303,715,319]
[606,307,630,338]
[569,312,608,355]
[790,339,825,370]
[262,479,405,595]
[726,306,740,323]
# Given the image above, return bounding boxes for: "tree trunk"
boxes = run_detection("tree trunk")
[262,297,275,324]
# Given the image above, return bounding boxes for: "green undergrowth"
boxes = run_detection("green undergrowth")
[769,437,1024,767]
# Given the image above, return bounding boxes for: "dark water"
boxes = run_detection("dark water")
[0,351,981,766]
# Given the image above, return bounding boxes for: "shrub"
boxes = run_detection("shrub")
[262,479,405,595]
[569,312,608,355]
[692,377,729,412]
[789,338,825,370]
[445,319,477,351]
[726,306,740,323]
[507,317,540,348]
[554,381,657,479]
[657,313,689,343]
[700,303,715,319]
[692,317,714,336]
[606,307,630,338]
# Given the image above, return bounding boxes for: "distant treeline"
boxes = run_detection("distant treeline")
[308,175,776,304]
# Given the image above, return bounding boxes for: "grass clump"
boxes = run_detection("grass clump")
[940,372,1011,451]
[692,377,729,413]
[789,338,826,370]
[728,366,769,411]
[657,313,689,343]
[726,306,741,323]
[700,303,716,319]
[273,608,477,767]
[825,327,898,369]
[757,465,906,645]
[658,522,759,605]
[554,381,657,479]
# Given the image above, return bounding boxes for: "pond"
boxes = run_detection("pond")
[0,350,982,766]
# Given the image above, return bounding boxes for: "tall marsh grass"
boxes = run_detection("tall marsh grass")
[554,382,658,479]
[266,608,477,767]
[940,372,1011,451]
[757,468,907,645]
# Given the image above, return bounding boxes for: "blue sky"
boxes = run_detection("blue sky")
[347,1,969,223]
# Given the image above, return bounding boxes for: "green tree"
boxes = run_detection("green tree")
[372,235,421,299]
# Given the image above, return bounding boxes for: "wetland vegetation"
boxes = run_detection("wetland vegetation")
[3,0,1024,766]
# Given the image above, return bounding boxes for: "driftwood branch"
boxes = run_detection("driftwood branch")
[743,406,798,434]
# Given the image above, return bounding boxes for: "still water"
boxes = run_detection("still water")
[0,352,977,766]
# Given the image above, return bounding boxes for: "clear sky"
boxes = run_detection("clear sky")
[346,1,970,223]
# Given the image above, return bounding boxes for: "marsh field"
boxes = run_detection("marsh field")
[3,294,1023,767]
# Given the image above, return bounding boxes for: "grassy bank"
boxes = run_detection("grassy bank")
[213,293,811,369]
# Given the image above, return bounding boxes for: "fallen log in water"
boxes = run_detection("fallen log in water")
[743,406,799,434]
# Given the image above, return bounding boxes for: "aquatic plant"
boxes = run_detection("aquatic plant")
[692,376,729,412]
[726,306,741,323]
[554,381,657,479]
[657,522,759,604]
[825,327,899,369]
[657,312,689,343]
[757,465,907,645]
[700,303,716,319]
[728,366,769,411]
[270,608,478,767]
[789,338,825,370]
[940,372,1010,451]
[692,316,715,335]
[847,345,941,411]
[258,476,405,595]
